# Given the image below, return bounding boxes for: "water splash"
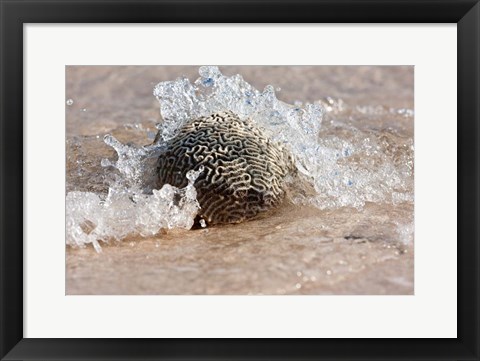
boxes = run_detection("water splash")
[66,129,204,250]
[153,65,414,210]
[66,66,414,250]
[66,167,203,251]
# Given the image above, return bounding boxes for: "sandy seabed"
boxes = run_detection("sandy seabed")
[67,203,413,295]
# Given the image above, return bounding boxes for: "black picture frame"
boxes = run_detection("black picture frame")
[1,0,478,360]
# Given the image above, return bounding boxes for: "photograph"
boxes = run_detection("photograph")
[2,0,477,357]
[65,65,414,295]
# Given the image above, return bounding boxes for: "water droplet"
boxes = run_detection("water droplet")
[295,283,302,289]
[202,77,214,87]
[100,158,111,167]
[200,219,207,228]
[66,99,74,106]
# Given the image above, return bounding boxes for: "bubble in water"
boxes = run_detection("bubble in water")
[186,165,204,182]
[66,99,74,106]
[199,219,207,228]
[100,158,111,167]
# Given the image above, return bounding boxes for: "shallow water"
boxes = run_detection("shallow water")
[66,66,414,295]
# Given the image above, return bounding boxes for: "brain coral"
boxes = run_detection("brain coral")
[156,111,295,225]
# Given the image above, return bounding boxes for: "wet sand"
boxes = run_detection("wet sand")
[67,203,413,295]
[66,66,414,295]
